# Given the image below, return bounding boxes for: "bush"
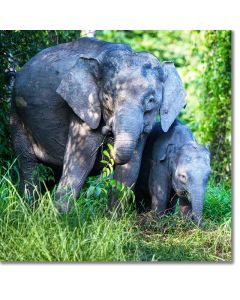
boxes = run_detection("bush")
[199,31,231,184]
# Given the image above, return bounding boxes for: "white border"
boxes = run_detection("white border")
[0,0,238,29]
[0,0,239,299]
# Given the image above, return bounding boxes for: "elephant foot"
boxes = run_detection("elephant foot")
[192,214,202,226]
[53,200,73,214]
[181,210,202,227]
[54,189,74,214]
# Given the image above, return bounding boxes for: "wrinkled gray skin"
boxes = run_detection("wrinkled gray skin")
[135,120,211,224]
[11,37,186,212]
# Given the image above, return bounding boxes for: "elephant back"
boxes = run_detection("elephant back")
[15,37,131,105]
[17,37,131,76]
[150,120,196,162]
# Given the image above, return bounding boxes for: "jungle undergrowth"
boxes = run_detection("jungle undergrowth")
[0,152,231,262]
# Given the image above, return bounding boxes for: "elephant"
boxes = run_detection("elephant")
[10,37,186,212]
[135,120,211,224]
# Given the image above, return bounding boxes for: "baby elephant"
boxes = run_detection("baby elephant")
[135,120,211,224]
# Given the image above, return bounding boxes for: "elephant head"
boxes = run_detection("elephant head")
[56,45,186,165]
[169,142,211,223]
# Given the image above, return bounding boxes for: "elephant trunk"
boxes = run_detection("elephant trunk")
[189,186,206,225]
[113,107,143,165]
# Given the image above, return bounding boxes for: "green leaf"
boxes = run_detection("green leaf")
[103,150,110,159]
[86,186,95,198]
[100,160,108,165]
[107,143,114,153]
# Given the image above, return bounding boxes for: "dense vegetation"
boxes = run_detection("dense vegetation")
[0,30,231,261]
[199,31,231,183]
[0,164,231,262]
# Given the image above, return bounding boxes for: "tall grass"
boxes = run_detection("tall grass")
[0,164,231,262]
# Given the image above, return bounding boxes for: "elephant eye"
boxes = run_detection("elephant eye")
[104,94,110,101]
[145,97,155,111]
[148,97,154,103]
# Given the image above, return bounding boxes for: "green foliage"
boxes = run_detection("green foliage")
[199,31,231,184]
[204,180,231,224]
[85,144,135,213]
[33,164,55,185]
[96,30,192,66]
[0,164,231,262]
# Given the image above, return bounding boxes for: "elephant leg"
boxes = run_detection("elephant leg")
[10,109,39,204]
[55,117,103,213]
[151,194,168,214]
[149,162,170,215]
[166,189,178,214]
[109,135,147,211]
[179,197,192,219]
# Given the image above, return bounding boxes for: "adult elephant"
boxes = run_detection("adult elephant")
[11,37,186,212]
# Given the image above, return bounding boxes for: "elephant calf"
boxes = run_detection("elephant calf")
[135,120,211,224]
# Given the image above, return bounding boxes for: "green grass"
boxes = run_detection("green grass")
[0,164,231,262]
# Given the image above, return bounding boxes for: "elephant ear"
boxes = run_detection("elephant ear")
[158,143,178,174]
[160,61,186,132]
[158,143,176,162]
[56,56,101,129]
